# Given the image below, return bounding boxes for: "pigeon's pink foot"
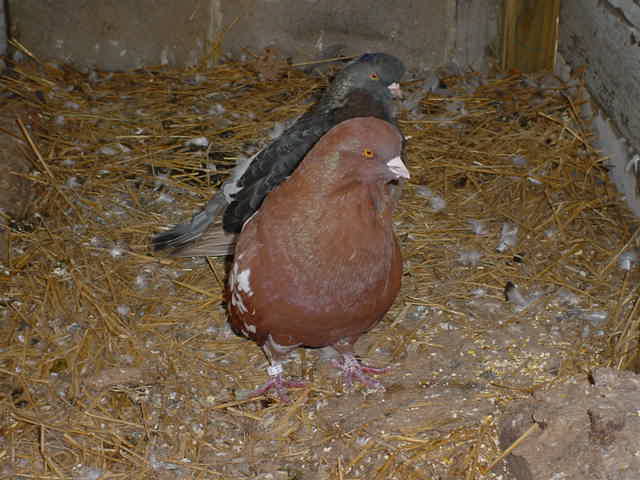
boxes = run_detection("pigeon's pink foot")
[250,363,305,403]
[333,353,390,391]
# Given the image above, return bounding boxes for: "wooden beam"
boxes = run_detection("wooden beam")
[502,0,561,72]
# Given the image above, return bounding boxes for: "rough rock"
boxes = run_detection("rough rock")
[499,368,640,480]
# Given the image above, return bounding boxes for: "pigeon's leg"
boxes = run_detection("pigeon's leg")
[247,335,305,403]
[331,339,390,391]
[249,362,306,403]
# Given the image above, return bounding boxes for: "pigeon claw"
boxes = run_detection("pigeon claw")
[250,363,305,403]
[333,353,389,392]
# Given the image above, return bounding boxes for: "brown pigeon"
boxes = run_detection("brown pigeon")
[227,116,409,401]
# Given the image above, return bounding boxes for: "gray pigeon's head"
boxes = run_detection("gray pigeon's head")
[327,53,405,102]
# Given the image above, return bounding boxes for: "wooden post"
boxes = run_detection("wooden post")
[502,0,561,72]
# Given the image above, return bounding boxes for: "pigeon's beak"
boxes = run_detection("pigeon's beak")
[388,82,403,99]
[386,156,410,180]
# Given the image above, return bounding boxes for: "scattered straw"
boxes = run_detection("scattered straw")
[0,54,638,479]
[483,422,541,473]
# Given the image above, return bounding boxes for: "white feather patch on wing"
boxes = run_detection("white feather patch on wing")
[222,149,262,202]
[229,262,248,313]
[237,269,253,296]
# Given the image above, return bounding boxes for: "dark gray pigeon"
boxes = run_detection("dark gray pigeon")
[152,52,405,256]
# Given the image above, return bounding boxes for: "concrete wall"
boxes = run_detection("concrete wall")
[7,0,210,70]
[453,0,499,70]
[560,0,640,215]
[6,0,497,72]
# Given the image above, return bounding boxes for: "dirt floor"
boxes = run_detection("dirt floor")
[1,53,639,479]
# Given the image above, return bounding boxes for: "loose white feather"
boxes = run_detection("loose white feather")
[496,222,518,252]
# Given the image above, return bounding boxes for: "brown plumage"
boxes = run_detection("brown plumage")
[227,117,409,401]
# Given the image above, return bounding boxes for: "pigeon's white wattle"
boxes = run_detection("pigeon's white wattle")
[388,82,403,98]
[386,156,410,180]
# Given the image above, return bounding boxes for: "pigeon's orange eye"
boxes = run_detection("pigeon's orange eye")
[362,149,374,158]
[369,72,380,80]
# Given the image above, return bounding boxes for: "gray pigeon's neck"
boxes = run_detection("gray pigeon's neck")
[323,80,352,108]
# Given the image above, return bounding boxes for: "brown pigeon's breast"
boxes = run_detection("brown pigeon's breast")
[227,234,265,343]
[234,217,401,348]
[228,115,405,352]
